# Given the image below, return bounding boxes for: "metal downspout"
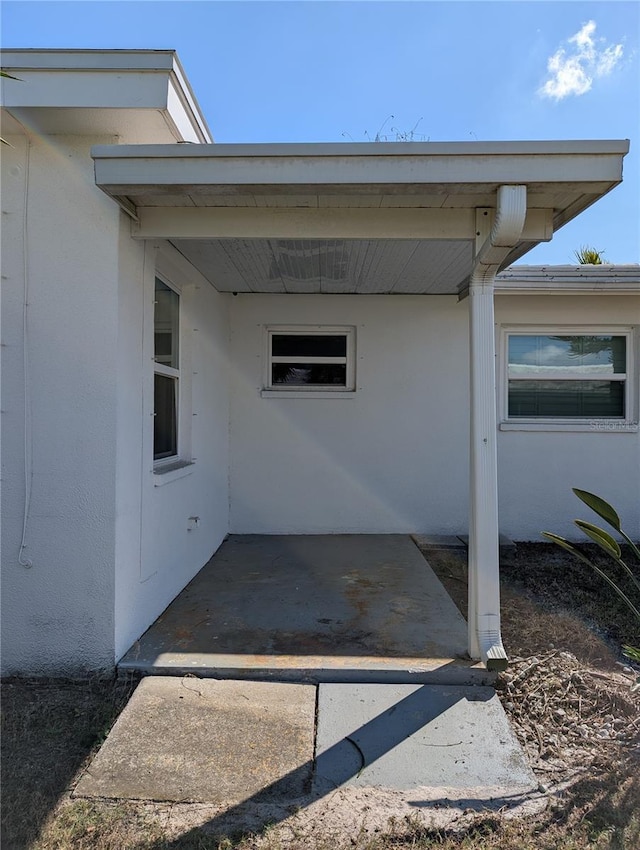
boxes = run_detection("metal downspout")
[468,185,527,671]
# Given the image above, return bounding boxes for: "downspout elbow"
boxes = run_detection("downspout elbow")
[477,615,508,672]
[472,185,528,282]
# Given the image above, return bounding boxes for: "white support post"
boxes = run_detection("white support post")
[468,186,527,671]
[468,274,504,667]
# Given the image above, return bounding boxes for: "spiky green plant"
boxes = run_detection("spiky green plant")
[574,245,606,264]
[542,489,640,688]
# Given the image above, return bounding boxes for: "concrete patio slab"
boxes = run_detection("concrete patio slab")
[119,535,490,684]
[456,533,517,555]
[412,533,516,555]
[74,677,316,805]
[411,534,467,551]
[314,683,536,792]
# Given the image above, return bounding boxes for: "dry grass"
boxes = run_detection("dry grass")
[2,544,639,850]
[26,777,640,850]
[1,675,139,849]
[427,544,638,667]
[29,801,163,850]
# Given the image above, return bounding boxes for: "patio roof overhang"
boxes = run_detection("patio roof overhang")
[92,140,629,295]
[91,135,630,672]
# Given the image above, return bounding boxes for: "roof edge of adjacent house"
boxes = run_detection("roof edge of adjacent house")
[496,264,640,293]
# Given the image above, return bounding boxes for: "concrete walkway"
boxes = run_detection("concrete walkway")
[119,535,489,684]
[75,678,316,805]
[78,536,537,836]
[74,676,537,834]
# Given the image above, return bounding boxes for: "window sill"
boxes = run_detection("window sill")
[260,389,356,399]
[153,460,195,486]
[500,421,638,433]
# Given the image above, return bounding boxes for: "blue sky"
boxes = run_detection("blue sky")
[2,1,638,264]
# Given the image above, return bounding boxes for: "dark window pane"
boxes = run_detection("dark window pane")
[272,363,347,386]
[154,374,177,458]
[610,337,627,374]
[155,332,173,359]
[508,380,625,418]
[272,334,347,357]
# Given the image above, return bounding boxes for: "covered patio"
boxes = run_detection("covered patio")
[93,139,628,672]
[118,534,494,684]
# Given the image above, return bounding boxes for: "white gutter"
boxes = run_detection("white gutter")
[468,185,527,671]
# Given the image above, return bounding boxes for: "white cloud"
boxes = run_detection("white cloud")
[597,43,624,77]
[521,344,568,365]
[570,19,597,54]
[517,342,610,369]
[539,20,624,101]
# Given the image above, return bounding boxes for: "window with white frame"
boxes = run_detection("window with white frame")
[153,277,180,460]
[264,326,356,392]
[503,329,634,423]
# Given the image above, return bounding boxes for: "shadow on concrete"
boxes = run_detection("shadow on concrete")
[1,675,138,850]
[407,790,540,812]
[138,683,497,844]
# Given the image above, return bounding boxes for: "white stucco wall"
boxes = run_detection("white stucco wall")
[1,134,120,674]
[113,240,230,662]
[229,294,471,534]
[1,134,231,675]
[495,294,640,541]
[228,292,638,542]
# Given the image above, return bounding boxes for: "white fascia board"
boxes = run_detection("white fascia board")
[0,49,212,143]
[495,281,640,294]
[0,49,180,71]
[166,53,212,143]
[93,139,631,157]
[91,142,628,189]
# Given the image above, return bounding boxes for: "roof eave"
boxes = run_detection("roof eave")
[90,142,628,206]
[0,48,212,143]
[496,263,640,293]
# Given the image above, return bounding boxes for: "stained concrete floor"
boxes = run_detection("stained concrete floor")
[119,535,488,684]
